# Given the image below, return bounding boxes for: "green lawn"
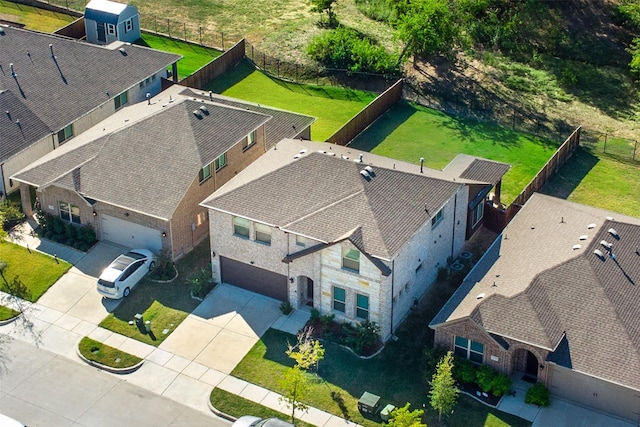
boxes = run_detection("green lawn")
[0,241,71,302]
[78,336,142,368]
[0,0,74,32]
[135,33,222,80]
[98,239,210,346]
[349,102,559,205]
[205,60,377,142]
[541,147,640,217]
[0,305,20,321]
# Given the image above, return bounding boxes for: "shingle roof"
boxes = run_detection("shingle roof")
[0,26,180,159]
[13,92,269,220]
[202,149,462,259]
[459,158,511,184]
[0,90,51,160]
[181,88,315,149]
[431,193,640,392]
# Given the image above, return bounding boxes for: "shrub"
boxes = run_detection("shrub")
[189,266,215,298]
[310,308,321,320]
[475,364,496,393]
[35,211,96,251]
[149,248,176,281]
[525,382,550,407]
[350,320,381,355]
[490,372,512,397]
[452,357,476,384]
[280,301,293,315]
[0,201,25,230]
[424,345,449,374]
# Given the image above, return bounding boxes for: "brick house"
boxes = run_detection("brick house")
[12,84,314,260]
[0,25,180,199]
[430,193,640,422]
[200,139,509,340]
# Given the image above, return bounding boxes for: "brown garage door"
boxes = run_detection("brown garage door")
[220,256,288,301]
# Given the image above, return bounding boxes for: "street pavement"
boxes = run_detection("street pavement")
[0,337,226,427]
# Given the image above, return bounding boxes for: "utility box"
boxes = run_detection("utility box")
[358,392,381,415]
[380,404,395,421]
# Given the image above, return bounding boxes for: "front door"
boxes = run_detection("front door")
[306,278,314,307]
[525,351,538,381]
[97,22,106,42]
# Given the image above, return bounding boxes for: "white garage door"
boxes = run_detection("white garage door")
[101,215,162,253]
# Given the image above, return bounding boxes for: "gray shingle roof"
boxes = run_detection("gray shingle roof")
[203,151,462,259]
[181,88,315,149]
[0,90,51,161]
[13,94,269,220]
[459,158,511,184]
[431,193,640,392]
[0,26,180,157]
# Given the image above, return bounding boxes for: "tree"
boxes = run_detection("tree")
[429,351,459,422]
[286,326,325,371]
[386,403,426,427]
[394,0,457,65]
[310,0,338,26]
[278,365,310,424]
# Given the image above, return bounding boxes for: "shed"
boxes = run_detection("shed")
[84,0,140,45]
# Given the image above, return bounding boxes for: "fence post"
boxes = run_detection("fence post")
[167,19,171,38]
[277,60,279,78]
[634,141,638,161]
[603,133,607,153]
[251,45,254,62]
[199,26,202,45]
[184,23,187,41]
[221,33,224,50]
[154,16,157,34]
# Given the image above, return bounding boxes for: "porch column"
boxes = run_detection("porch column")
[19,183,33,217]
[493,180,502,207]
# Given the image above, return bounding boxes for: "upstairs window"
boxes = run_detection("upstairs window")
[454,336,484,364]
[333,286,346,313]
[431,208,444,228]
[342,247,360,273]
[57,124,74,145]
[199,164,211,183]
[243,131,256,150]
[215,153,227,171]
[124,18,133,33]
[114,91,128,110]
[233,216,250,238]
[255,223,271,245]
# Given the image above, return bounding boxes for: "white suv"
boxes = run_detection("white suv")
[96,249,156,299]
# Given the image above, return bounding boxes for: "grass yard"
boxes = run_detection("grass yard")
[78,336,142,368]
[135,33,222,80]
[0,0,74,32]
[98,239,210,346]
[349,102,559,205]
[0,241,71,302]
[0,305,20,321]
[205,60,377,142]
[541,147,640,217]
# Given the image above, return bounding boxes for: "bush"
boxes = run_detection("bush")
[189,266,215,298]
[149,248,176,281]
[0,201,25,230]
[280,301,293,315]
[490,372,512,397]
[349,320,381,355]
[452,357,477,384]
[307,26,400,75]
[475,364,496,393]
[35,211,96,251]
[525,382,550,407]
[424,345,448,374]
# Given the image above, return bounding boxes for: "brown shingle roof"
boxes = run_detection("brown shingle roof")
[459,158,511,184]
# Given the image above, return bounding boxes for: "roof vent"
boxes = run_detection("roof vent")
[317,150,326,154]
[118,47,127,56]
[364,166,375,177]
[10,63,16,77]
[49,43,55,57]
[587,223,596,229]
[299,149,308,154]
[572,244,581,250]
[199,105,209,115]
[600,240,612,250]
[327,152,336,156]
[579,235,588,240]
[606,216,614,221]
[360,170,371,182]
[608,228,619,239]
[593,249,605,260]
[193,110,202,119]
[293,155,300,160]
[0,27,5,35]
[476,293,485,300]
[359,153,363,162]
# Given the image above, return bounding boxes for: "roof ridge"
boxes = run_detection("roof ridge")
[282,187,365,230]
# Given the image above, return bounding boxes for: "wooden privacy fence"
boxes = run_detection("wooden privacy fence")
[484,126,581,232]
[326,79,404,146]
[54,16,85,39]
[179,39,245,89]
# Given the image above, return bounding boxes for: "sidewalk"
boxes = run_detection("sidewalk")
[2,223,361,427]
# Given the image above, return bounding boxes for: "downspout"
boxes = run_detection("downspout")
[450,190,458,260]
[390,258,395,337]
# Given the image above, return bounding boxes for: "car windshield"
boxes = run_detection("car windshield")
[111,251,145,271]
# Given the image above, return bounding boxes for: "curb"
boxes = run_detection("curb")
[0,312,21,326]
[207,392,238,422]
[75,345,144,375]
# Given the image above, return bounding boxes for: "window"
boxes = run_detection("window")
[233,216,250,238]
[255,223,271,245]
[106,23,116,36]
[214,153,227,171]
[124,18,133,33]
[333,286,346,312]
[57,124,74,144]
[114,91,128,110]
[243,131,256,150]
[454,336,484,363]
[471,200,484,227]
[199,164,211,183]
[431,208,444,228]
[356,293,369,320]
[342,247,360,273]
[59,201,80,224]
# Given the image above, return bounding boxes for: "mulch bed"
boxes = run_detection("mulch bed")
[457,381,501,407]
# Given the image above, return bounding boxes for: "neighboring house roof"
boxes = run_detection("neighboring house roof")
[0,25,180,161]
[431,193,640,392]
[0,90,51,161]
[441,153,511,185]
[201,138,463,260]
[12,85,270,220]
[85,0,131,24]
[181,88,316,149]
